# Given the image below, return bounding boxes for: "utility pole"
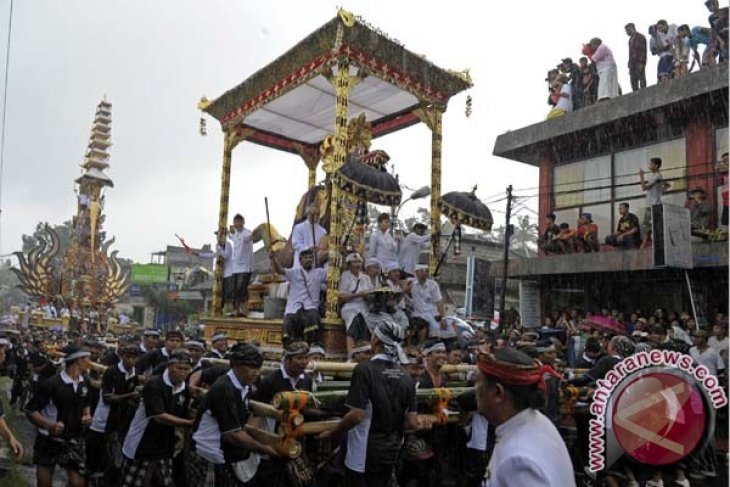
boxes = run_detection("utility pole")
[498,185,513,333]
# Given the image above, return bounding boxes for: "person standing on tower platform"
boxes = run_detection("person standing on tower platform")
[292,204,328,268]
[226,214,254,317]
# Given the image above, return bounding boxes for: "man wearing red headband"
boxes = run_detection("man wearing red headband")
[475,348,574,487]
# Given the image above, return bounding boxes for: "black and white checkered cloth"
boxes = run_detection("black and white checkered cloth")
[121,456,174,487]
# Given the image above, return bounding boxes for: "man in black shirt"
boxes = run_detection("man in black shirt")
[29,339,57,396]
[539,213,562,255]
[26,345,93,487]
[92,345,143,483]
[136,330,184,378]
[320,321,419,486]
[252,341,313,487]
[121,350,194,487]
[604,202,641,249]
[140,330,160,354]
[190,344,279,486]
[205,333,229,359]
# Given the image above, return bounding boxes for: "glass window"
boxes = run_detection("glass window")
[554,208,579,229]
[554,155,611,209]
[614,138,687,200]
[716,127,728,157]
[581,203,612,242]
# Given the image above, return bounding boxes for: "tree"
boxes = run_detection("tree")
[488,215,538,258]
[142,286,194,329]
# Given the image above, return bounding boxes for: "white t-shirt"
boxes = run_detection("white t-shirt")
[555,84,572,112]
[645,171,664,206]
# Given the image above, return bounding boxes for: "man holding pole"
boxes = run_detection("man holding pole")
[270,248,327,344]
[190,344,279,486]
[292,204,327,268]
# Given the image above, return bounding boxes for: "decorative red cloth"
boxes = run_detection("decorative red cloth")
[477,356,559,393]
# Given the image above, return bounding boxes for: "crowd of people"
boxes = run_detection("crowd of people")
[539,152,729,255]
[0,295,724,486]
[546,0,729,119]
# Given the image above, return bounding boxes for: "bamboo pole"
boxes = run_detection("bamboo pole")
[249,400,303,427]
[243,425,302,459]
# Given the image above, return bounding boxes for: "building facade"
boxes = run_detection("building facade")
[493,64,728,324]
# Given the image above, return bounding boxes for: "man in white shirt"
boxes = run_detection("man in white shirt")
[292,204,328,268]
[338,253,372,356]
[654,20,678,82]
[690,329,725,378]
[222,214,253,317]
[270,248,327,344]
[639,157,670,248]
[367,213,399,266]
[475,348,575,487]
[398,223,430,276]
[408,264,449,342]
[709,321,729,369]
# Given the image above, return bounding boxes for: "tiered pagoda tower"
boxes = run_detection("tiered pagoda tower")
[13,99,128,326]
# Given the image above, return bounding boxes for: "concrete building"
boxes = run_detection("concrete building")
[493,64,728,324]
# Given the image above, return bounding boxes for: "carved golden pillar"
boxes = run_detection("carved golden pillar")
[414,105,445,274]
[212,127,252,317]
[323,61,360,323]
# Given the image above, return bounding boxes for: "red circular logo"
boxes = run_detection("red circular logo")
[612,372,706,465]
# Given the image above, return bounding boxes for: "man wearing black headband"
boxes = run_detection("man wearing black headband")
[26,345,93,487]
[190,345,279,485]
[252,341,313,486]
[319,321,419,486]
[121,350,194,487]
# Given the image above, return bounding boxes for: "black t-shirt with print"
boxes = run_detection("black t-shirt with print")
[26,372,91,440]
[616,213,641,243]
[345,358,417,467]
[193,373,252,463]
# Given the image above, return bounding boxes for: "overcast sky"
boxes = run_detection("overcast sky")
[0,0,712,262]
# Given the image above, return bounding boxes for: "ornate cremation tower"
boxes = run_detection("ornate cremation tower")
[12,99,128,325]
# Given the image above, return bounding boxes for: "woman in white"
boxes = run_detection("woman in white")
[589,37,619,100]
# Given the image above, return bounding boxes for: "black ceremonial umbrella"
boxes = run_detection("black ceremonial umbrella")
[334,150,402,207]
[438,186,493,231]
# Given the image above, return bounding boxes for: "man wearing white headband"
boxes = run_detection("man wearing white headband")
[292,203,328,268]
[26,345,92,487]
[205,333,228,360]
[421,340,448,389]
[339,253,373,356]
[409,265,450,343]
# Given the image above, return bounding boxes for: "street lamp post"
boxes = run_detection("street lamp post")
[391,185,431,235]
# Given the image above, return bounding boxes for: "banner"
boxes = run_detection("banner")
[653,203,692,269]
[465,257,494,319]
[130,264,169,285]
[519,280,540,328]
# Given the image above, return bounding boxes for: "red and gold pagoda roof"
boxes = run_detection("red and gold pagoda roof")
[203,12,472,154]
